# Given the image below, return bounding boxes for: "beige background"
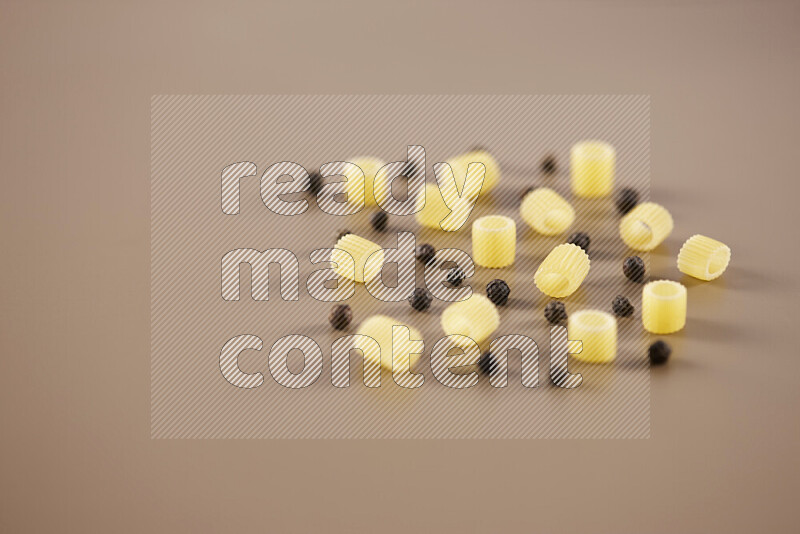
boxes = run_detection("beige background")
[1,0,799,532]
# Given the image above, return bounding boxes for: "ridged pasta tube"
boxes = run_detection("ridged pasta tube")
[642,280,687,334]
[472,215,516,268]
[619,202,674,251]
[332,233,384,283]
[534,244,591,298]
[570,140,615,197]
[353,315,422,372]
[446,149,500,198]
[345,156,386,207]
[677,234,731,281]
[568,310,617,363]
[520,188,575,235]
[441,294,500,347]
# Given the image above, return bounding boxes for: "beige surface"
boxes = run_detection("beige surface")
[1,0,799,532]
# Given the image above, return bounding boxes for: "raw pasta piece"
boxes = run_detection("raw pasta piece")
[353,315,423,372]
[520,188,575,235]
[568,310,617,363]
[345,156,386,207]
[619,202,674,251]
[446,149,500,198]
[570,140,615,197]
[534,244,591,298]
[332,233,384,283]
[677,234,731,281]
[440,294,500,347]
[415,182,468,231]
[642,280,687,334]
[472,215,516,268]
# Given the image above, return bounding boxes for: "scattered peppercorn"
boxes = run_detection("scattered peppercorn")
[520,186,536,200]
[328,304,352,330]
[446,268,465,287]
[370,211,388,232]
[416,243,436,266]
[623,256,646,283]
[478,352,497,376]
[335,229,351,241]
[544,301,568,324]
[615,187,639,215]
[568,232,591,253]
[308,172,323,195]
[486,279,511,306]
[612,295,634,317]
[649,340,672,365]
[541,155,557,175]
[408,288,433,312]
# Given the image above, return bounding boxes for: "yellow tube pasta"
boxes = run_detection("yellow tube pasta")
[472,215,516,268]
[520,188,575,235]
[332,233,384,283]
[570,140,615,197]
[415,182,468,231]
[677,234,731,281]
[353,315,422,372]
[446,149,500,198]
[642,280,687,334]
[346,156,386,207]
[619,202,674,251]
[568,310,617,363]
[534,244,591,298]
[440,294,500,347]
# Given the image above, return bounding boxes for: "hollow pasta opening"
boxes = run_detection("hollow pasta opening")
[572,311,615,332]
[646,280,684,299]
[476,215,513,232]
[707,247,731,277]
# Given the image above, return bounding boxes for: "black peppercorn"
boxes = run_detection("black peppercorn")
[328,304,352,330]
[649,340,671,365]
[335,229,351,241]
[568,232,591,253]
[308,172,323,195]
[446,268,465,287]
[408,288,433,312]
[478,352,496,376]
[615,187,639,215]
[612,295,634,317]
[486,279,510,306]
[415,243,436,266]
[544,301,568,324]
[541,155,557,175]
[623,256,646,283]
[370,211,388,232]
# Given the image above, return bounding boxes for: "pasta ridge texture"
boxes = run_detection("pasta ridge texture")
[534,244,591,298]
[677,234,731,281]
